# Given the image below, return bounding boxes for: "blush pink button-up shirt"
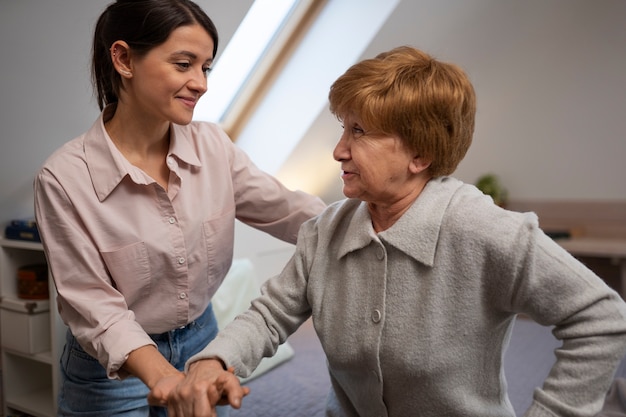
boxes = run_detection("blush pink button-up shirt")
[34,106,326,378]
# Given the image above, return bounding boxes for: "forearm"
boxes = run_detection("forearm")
[123,345,182,388]
[184,321,259,377]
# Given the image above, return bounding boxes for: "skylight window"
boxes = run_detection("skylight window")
[193,0,300,124]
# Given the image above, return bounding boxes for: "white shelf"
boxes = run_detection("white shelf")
[6,386,54,417]
[3,347,53,365]
[0,238,43,251]
[0,296,50,313]
[1,237,61,416]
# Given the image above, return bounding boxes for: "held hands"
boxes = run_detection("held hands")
[148,358,250,417]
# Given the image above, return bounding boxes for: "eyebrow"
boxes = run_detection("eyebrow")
[172,50,214,65]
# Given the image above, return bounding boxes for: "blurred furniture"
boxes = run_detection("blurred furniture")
[0,238,64,417]
[556,237,626,297]
[509,199,626,297]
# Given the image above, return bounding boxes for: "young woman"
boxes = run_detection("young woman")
[33,1,325,416]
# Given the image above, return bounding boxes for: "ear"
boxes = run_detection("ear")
[409,155,432,175]
[110,40,133,78]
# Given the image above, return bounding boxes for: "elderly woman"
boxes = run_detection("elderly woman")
[152,46,626,417]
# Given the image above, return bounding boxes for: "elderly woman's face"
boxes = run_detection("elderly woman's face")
[333,114,419,204]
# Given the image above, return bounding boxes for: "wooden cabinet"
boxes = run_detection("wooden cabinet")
[0,238,66,417]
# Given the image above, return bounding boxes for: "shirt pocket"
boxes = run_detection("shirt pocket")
[101,241,152,306]
[202,208,235,295]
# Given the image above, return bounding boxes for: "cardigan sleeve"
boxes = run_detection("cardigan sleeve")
[184,226,315,377]
[508,223,626,417]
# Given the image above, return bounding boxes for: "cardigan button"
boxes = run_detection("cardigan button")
[371,309,382,323]
[376,247,384,260]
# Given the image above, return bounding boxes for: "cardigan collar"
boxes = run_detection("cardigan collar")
[336,177,464,267]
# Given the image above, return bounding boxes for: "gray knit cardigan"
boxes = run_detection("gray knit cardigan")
[190,176,626,417]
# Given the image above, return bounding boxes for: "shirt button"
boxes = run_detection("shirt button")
[168,217,176,224]
[179,292,187,299]
[167,157,176,166]
[371,309,382,323]
[177,257,185,264]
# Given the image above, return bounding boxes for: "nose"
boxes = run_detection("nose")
[333,131,350,162]
[189,68,208,95]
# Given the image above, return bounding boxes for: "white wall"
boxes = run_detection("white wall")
[399,0,626,202]
[279,0,626,203]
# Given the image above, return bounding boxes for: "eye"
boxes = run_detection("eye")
[202,66,212,76]
[175,62,191,70]
[339,121,365,138]
[351,125,365,137]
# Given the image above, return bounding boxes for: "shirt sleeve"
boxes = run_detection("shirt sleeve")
[220,129,327,244]
[34,167,156,380]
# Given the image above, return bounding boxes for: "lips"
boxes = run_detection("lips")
[341,169,357,180]
[177,96,197,109]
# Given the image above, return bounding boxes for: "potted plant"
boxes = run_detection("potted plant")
[475,173,508,207]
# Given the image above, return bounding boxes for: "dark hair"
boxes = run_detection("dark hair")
[329,46,476,177]
[92,0,219,110]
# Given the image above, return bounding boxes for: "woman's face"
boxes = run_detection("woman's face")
[333,114,426,205]
[126,24,214,125]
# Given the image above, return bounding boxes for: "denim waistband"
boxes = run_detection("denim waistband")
[148,303,214,342]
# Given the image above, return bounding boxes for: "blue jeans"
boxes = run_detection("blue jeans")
[58,303,229,417]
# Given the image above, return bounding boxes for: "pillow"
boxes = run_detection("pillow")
[212,258,294,383]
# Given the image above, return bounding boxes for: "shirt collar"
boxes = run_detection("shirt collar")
[336,177,463,267]
[169,123,202,168]
[85,105,202,201]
